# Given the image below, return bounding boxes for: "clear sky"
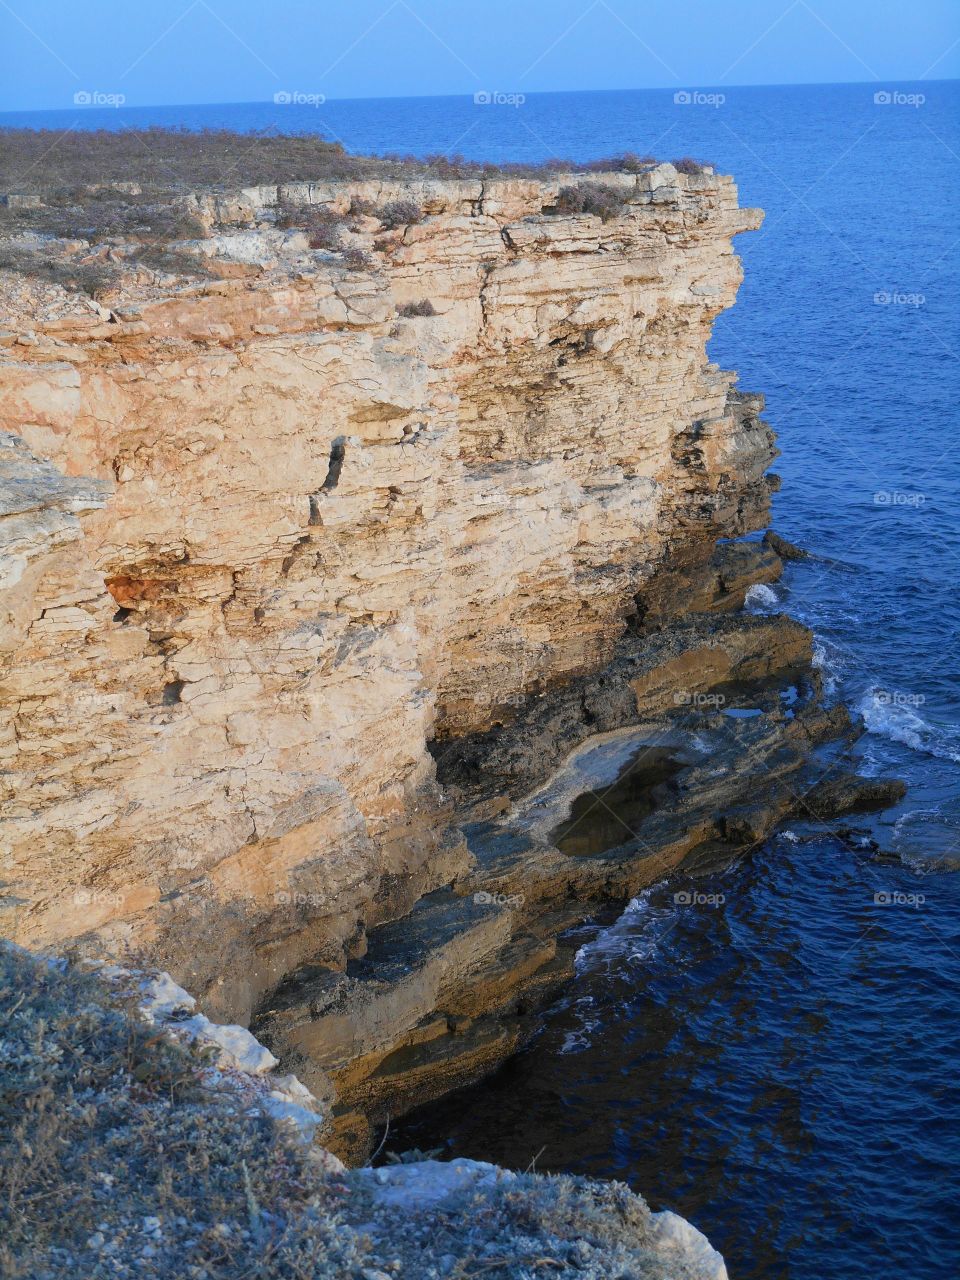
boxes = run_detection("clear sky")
[1,0,957,113]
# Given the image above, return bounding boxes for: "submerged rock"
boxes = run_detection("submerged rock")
[802,772,908,818]
[763,528,810,560]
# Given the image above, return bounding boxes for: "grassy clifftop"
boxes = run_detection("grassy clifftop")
[0,127,712,298]
[0,945,365,1279]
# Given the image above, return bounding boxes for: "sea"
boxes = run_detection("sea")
[4,81,958,1279]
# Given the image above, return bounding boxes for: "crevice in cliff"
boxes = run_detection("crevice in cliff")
[321,437,347,491]
[281,534,313,571]
[161,680,184,706]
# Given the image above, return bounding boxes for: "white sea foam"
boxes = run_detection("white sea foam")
[573,884,682,978]
[744,582,779,610]
[857,688,960,764]
[893,807,940,838]
[811,638,842,696]
[889,808,960,873]
[558,996,602,1055]
[560,888,678,1053]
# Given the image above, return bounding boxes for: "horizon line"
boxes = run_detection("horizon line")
[1,74,957,118]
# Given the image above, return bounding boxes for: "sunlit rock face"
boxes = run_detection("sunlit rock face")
[0,165,770,1021]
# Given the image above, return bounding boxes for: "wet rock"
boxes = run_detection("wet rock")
[263,614,867,1161]
[435,611,814,809]
[801,772,908,818]
[763,529,809,560]
[634,538,783,628]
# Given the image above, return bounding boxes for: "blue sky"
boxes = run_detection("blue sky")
[1,0,957,113]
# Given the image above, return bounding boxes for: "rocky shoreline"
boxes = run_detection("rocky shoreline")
[1,160,781,1006]
[0,147,906,1268]
[257,559,904,1161]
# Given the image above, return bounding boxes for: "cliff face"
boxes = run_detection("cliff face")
[0,165,770,1025]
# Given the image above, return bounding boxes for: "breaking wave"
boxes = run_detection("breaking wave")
[744,582,779,610]
[856,687,960,764]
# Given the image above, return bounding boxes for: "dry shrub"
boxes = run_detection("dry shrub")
[672,156,712,175]
[341,246,372,270]
[551,182,628,222]
[375,199,423,230]
[583,152,656,173]
[397,299,437,317]
[276,200,344,250]
[0,244,118,297]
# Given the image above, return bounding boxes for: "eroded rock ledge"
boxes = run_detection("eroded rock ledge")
[0,163,901,1169]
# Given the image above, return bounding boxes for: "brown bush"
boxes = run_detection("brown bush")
[341,246,372,271]
[583,152,656,173]
[0,243,119,297]
[276,200,345,250]
[348,195,377,219]
[550,182,628,222]
[672,157,712,175]
[397,299,437,317]
[375,199,423,230]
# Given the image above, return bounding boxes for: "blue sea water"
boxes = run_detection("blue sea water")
[5,82,959,1278]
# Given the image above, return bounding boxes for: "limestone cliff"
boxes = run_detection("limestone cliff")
[0,163,769,1026]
